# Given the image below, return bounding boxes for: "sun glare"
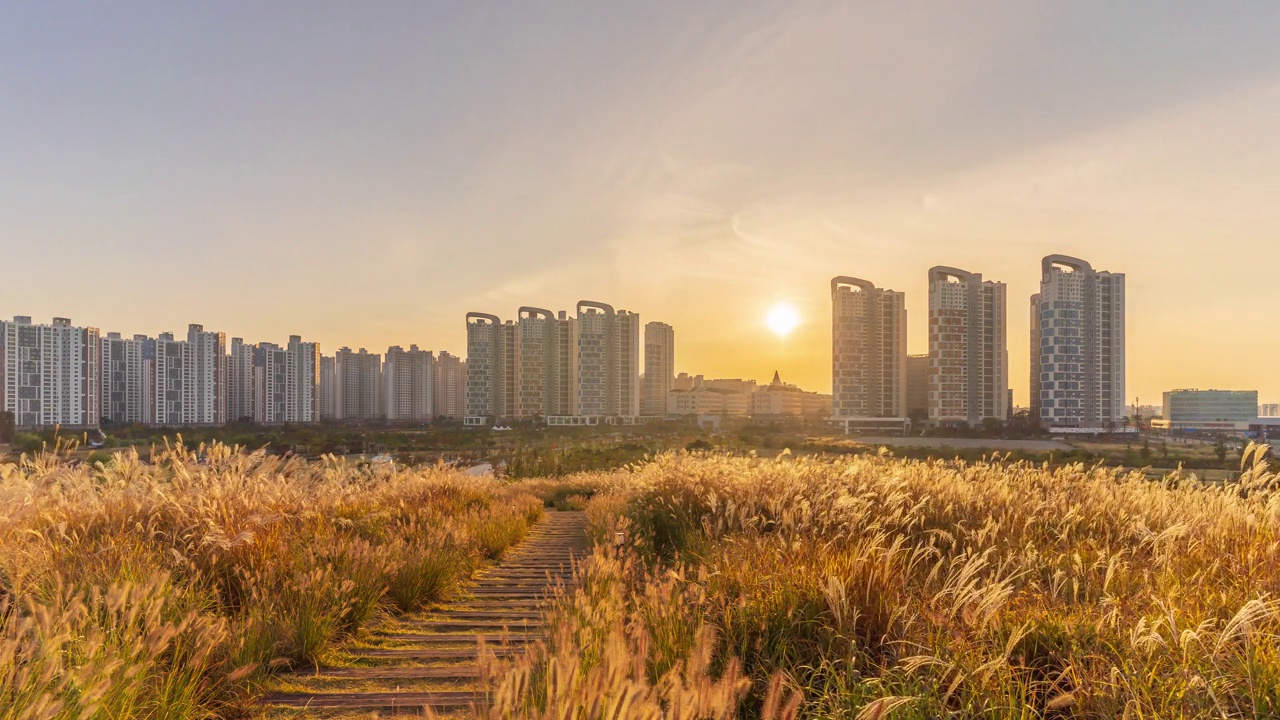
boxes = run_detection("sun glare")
[765,303,801,337]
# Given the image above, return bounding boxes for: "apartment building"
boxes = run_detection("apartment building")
[927,267,1008,427]
[642,322,675,417]
[335,347,381,420]
[830,277,908,432]
[319,355,338,420]
[101,332,153,425]
[185,324,227,425]
[1030,255,1126,430]
[905,354,929,422]
[228,338,255,423]
[285,335,320,423]
[152,332,187,426]
[433,351,466,420]
[517,307,554,419]
[576,302,614,417]
[465,313,502,424]
[1,316,101,429]
[253,342,288,424]
[384,345,434,422]
[549,312,578,417]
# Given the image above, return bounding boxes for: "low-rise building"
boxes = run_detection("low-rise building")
[750,371,831,417]
[668,387,750,417]
[1152,389,1258,432]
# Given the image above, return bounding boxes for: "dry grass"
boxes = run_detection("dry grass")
[488,446,1280,718]
[7,437,1280,718]
[0,438,543,719]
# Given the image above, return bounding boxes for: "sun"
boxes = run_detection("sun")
[765,302,801,337]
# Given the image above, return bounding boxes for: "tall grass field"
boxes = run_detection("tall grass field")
[0,440,543,718]
[3,441,1279,718]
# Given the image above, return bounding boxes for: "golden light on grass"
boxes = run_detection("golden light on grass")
[764,302,801,337]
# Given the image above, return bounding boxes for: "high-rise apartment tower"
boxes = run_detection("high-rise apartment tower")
[1030,255,1126,429]
[642,322,675,416]
[830,277,907,431]
[927,267,1008,426]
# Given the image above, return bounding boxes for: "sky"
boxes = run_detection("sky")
[4,2,1280,404]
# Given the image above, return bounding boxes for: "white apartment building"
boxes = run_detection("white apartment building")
[152,332,186,426]
[465,313,502,424]
[642,322,674,417]
[1030,255,1126,430]
[253,342,288,424]
[285,335,320,423]
[384,345,434,422]
[615,310,641,418]
[576,301,615,417]
[433,352,466,420]
[228,338,256,423]
[517,307,554,419]
[1,316,101,429]
[498,320,519,420]
[336,347,381,420]
[101,332,152,425]
[550,312,578,417]
[927,267,1009,426]
[185,324,227,425]
[831,277,908,432]
[319,355,338,420]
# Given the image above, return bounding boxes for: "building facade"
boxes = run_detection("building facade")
[384,345,434,422]
[336,347,381,420]
[285,335,320,423]
[668,387,750,417]
[228,338,256,423]
[517,308,554,419]
[830,277,908,431]
[576,302,615,418]
[465,313,501,424]
[927,267,1009,427]
[101,332,152,426]
[1,316,101,429]
[184,324,227,426]
[642,322,674,417]
[1157,389,1258,432]
[1030,255,1126,430]
[319,355,338,420]
[549,312,578,417]
[905,354,929,423]
[253,342,288,424]
[433,351,466,420]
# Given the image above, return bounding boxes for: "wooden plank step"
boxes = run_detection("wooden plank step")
[293,665,481,680]
[404,617,545,627]
[264,690,484,710]
[429,610,543,620]
[347,646,518,660]
[374,633,537,643]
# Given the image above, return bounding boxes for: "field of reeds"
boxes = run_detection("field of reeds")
[491,447,1280,719]
[5,439,1280,719]
[0,439,545,719]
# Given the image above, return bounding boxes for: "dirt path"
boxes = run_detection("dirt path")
[260,510,588,717]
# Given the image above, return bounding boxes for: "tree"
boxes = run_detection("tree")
[1214,440,1228,464]
[0,411,13,444]
[1139,440,1151,462]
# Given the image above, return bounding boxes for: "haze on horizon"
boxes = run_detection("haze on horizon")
[4,2,1280,404]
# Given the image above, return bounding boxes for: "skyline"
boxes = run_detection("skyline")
[6,4,1280,402]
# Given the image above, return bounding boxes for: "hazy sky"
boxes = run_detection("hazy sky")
[4,2,1280,403]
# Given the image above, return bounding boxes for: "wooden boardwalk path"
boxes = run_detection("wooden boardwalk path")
[261,510,588,717]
